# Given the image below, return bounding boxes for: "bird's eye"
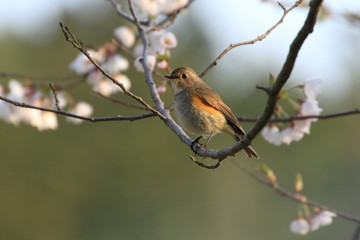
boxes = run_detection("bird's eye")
[182,74,188,79]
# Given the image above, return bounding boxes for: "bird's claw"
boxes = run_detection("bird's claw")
[191,136,206,155]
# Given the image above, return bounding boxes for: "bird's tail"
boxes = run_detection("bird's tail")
[243,145,259,159]
[234,134,259,159]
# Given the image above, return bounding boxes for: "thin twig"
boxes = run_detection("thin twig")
[236,108,360,122]
[235,162,360,224]
[49,83,61,111]
[199,0,304,78]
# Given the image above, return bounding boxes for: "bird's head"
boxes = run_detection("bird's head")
[164,66,199,94]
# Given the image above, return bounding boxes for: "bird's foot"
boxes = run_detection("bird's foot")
[191,136,206,155]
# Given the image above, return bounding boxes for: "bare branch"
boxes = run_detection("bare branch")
[199,0,304,78]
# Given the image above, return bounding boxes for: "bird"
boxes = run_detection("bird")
[164,66,259,158]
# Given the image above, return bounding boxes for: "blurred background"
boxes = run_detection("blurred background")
[0,0,359,239]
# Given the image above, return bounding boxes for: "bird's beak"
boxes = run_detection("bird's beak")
[164,75,176,80]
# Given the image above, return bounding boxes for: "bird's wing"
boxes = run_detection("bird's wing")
[194,86,246,136]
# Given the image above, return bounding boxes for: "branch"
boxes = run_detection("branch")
[236,108,360,122]
[59,22,167,121]
[0,95,158,122]
[352,224,360,240]
[199,0,304,78]
[235,162,360,224]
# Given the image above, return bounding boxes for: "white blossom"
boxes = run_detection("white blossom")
[114,26,136,48]
[87,71,131,96]
[161,0,189,14]
[113,74,131,93]
[148,31,167,55]
[51,91,67,109]
[101,54,129,74]
[159,31,177,49]
[133,44,144,58]
[31,110,58,131]
[311,211,336,231]
[135,0,164,16]
[134,55,157,72]
[290,218,310,235]
[281,127,304,145]
[67,102,93,124]
[261,125,283,146]
[69,50,104,75]
[304,78,322,99]
[301,98,322,120]
[292,119,312,134]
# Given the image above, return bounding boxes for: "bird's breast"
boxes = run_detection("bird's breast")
[173,91,226,137]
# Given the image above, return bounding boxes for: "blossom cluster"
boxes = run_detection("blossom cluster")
[261,78,322,145]
[0,80,93,130]
[290,210,336,235]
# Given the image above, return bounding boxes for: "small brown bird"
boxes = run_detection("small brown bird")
[165,66,259,158]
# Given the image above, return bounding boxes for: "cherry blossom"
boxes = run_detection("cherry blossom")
[290,217,310,235]
[114,26,136,48]
[67,102,93,124]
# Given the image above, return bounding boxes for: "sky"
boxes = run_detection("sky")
[0,0,359,100]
